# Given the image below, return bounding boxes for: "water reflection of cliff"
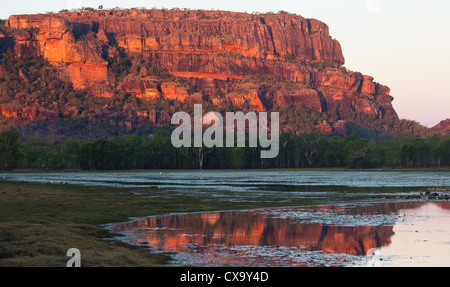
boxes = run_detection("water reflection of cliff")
[109,202,430,266]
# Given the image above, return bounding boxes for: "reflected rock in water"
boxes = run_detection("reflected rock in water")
[107,202,437,266]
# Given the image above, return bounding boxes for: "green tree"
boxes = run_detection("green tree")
[150,130,173,169]
[49,142,65,170]
[296,134,321,167]
[278,132,293,168]
[78,139,119,170]
[0,131,21,170]
[21,139,52,169]
[230,148,246,169]
[324,137,344,167]
[343,134,370,168]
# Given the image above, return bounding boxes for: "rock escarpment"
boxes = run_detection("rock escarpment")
[2,9,401,136]
[432,119,450,136]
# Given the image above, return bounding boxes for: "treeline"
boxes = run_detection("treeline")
[1,130,449,171]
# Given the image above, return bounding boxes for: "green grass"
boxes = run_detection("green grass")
[0,181,179,266]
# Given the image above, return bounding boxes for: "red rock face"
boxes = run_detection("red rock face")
[317,69,397,119]
[0,28,7,38]
[67,63,108,89]
[276,88,323,112]
[225,89,265,112]
[5,9,400,132]
[0,104,62,121]
[432,119,450,136]
[8,15,109,90]
[315,120,333,135]
[333,120,349,137]
[119,76,161,100]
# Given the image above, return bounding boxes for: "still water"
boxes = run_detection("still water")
[106,202,450,267]
[5,170,450,205]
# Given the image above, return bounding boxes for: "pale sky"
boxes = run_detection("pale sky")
[1,0,449,127]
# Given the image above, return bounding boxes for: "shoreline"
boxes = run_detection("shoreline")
[5,167,450,173]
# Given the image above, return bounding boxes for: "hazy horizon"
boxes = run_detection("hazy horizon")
[1,0,449,127]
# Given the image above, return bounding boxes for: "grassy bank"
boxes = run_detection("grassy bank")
[0,181,167,266]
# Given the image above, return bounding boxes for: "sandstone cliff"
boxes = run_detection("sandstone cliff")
[432,119,450,136]
[1,9,407,137]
